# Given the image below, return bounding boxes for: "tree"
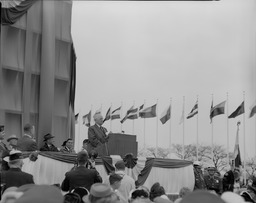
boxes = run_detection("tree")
[245,157,256,178]
[172,144,229,172]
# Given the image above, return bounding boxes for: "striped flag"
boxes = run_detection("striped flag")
[187,101,198,119]
[228,101,244,119]
[103,107,111,122]
[210,100,226,122]
[160,105,171,124]
[83,111,91,127]
[139,104,157,118]
[111,106,121,120]
[120,105,134,124]
[249,101,256,118]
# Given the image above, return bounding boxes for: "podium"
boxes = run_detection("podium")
[108,133,137,157]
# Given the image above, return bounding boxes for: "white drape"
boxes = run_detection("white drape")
[22,155,194,193]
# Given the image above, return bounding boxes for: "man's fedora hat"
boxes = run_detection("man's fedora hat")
[43,133,54,141]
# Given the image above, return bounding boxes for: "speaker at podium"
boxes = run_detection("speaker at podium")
[108,133,138,157]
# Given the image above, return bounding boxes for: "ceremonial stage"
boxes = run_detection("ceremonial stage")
[22,151,195,194]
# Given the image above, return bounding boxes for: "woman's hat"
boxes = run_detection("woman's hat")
[7,134,18,142]
[90,183,113,198]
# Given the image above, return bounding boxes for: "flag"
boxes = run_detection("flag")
[127,104,144,120]
[187,101,198,119]
[83,111,91,127]
[75,113,79,124]
[228,101,244,119]
[120,104,144,123]
[210,100,226,122]
[160,105,171,124]
[1,0,37,25]
[103,107,111,122]
[139,104,157,118]
[249,101,256,118]
[233,123,242,167]
[120,105,134,124]
[111,106,121,120]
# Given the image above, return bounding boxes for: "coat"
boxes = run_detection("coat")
[17,135,37,151]
[61,165,102,192]
[222,170,235,192]
[40,143,59,152]
[1,168,34,192]
[87,124,109,156]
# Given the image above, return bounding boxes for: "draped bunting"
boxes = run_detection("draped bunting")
[21,152,194,193]
[1,0,38,25]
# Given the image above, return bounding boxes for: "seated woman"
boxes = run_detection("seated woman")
[60,139,76,153]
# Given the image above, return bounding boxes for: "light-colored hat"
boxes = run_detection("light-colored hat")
[90,183,113,198]
[3,150,23,162]
[7,134,18,142]
[193,161,201,166]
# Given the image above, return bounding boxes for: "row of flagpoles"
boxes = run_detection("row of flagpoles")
[75,93,256,159]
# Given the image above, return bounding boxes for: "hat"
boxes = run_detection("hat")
[3,150,23,162]
[43,133,54,141]
[193,161,201,166]
[7,134,18,142]
[0,125,4,132]
[115,160,126,170]
[71,187,89,201]
[90,183,113,198]
[207,167,216,171]
[180,190,225,203]
[15,185,64,203]
[221,191,245,203]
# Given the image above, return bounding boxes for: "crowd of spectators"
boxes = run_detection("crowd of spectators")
[1,124,256,203]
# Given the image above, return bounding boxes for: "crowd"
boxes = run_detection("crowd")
[1,117,256,203]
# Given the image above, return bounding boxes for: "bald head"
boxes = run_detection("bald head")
[94,113,104,125]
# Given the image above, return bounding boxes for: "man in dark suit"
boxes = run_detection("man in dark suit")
[17,123,37,151]
[40,133,59,152]
[61,151,102,192]
[1,150,34,192]
[87,113,109,157]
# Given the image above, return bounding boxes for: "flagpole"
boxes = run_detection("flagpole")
[110,103,112,132]
[155,99,159,158]
[243,91,246,169]
[196,95,199,161]
[169,98,172,154]
[78,109,81,151]
[120,101,123,133]
[182,96,185,159]
[143,99,146,149]
[132,100,135,135]
[211,94,214,161]
[227,92,230,165]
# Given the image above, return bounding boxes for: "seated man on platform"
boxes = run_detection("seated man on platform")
[61,151,102,192]
[17,123,37,151]
[7,134,18,151]
[87,112,109,157]
[40,133,59,152]
[2,150,34,192]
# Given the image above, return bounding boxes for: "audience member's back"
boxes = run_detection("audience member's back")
[114,160,136,202]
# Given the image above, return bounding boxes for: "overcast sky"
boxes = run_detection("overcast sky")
[71,0,256,158]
